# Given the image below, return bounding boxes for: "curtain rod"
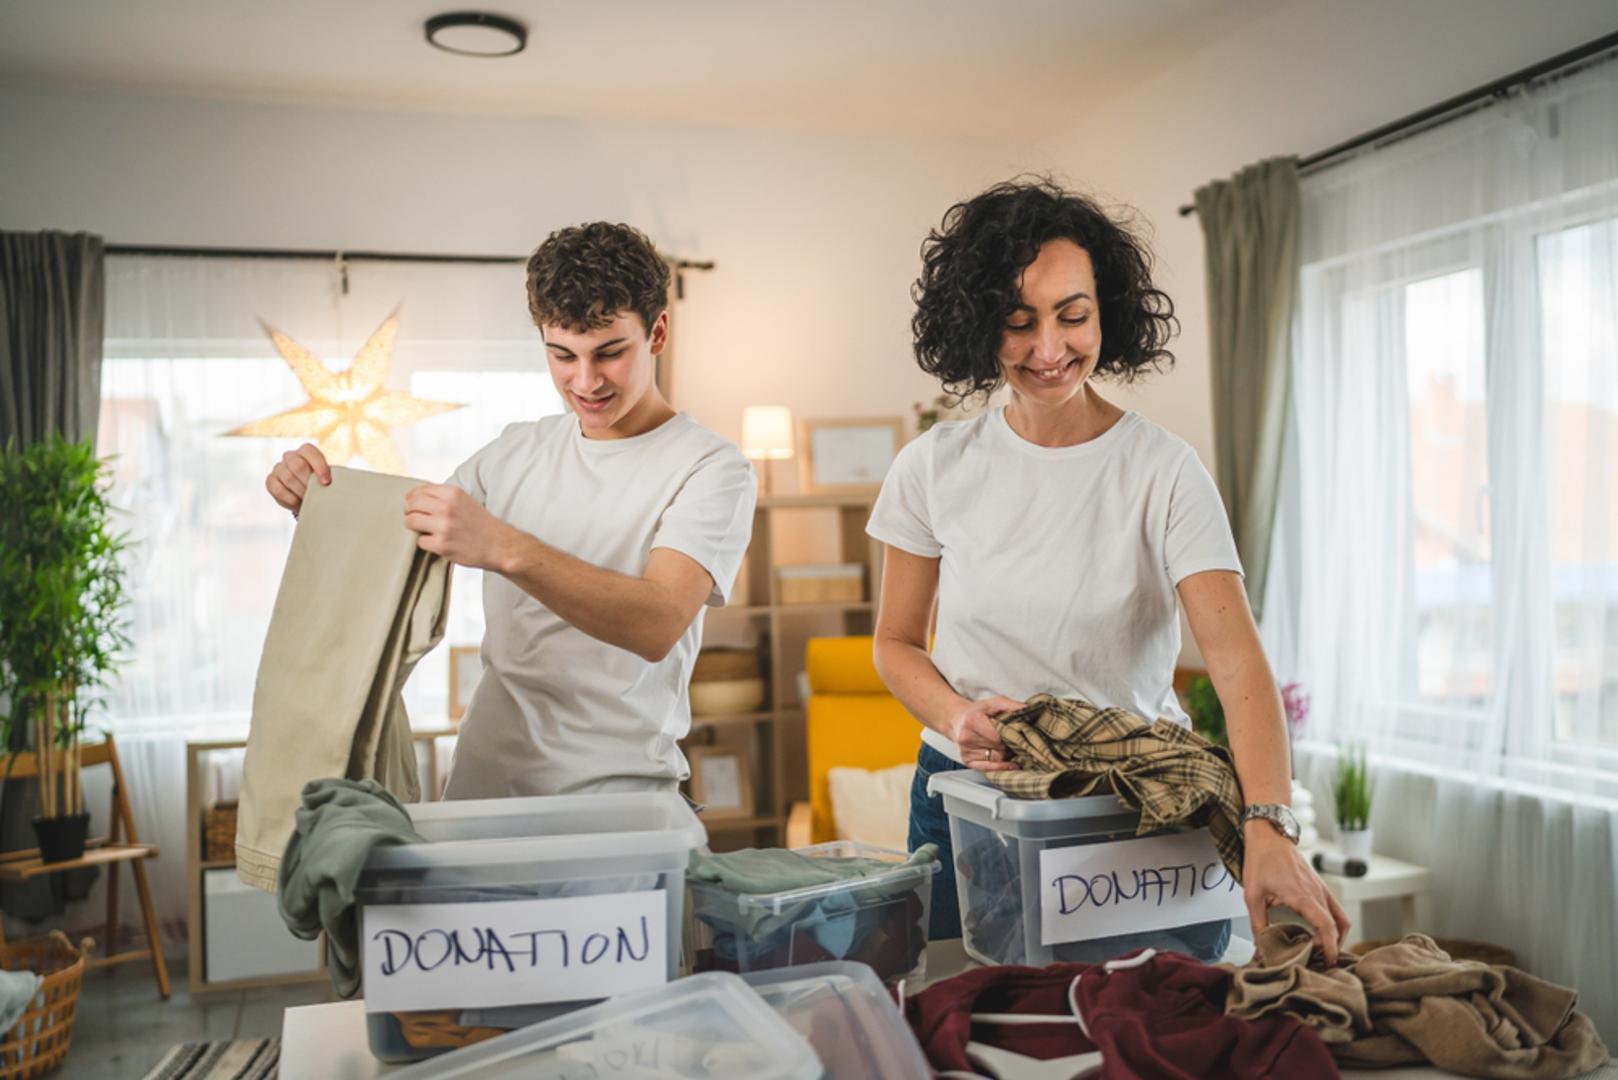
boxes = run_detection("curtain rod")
[104,243,716,296]
[103,243,716,273]
[1177,28,1618,217]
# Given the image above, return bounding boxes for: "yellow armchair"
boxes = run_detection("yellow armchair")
[786,635,922,848]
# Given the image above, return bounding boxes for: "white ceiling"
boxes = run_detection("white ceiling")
[0,0,1270,138]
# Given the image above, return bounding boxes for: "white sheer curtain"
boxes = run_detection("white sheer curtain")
[87,254,562,945]
[1268,60,1618,1040]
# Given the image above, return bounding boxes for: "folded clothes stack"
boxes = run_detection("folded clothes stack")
[687,844,939,984]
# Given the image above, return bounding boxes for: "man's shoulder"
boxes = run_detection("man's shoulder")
[662,414,749,470]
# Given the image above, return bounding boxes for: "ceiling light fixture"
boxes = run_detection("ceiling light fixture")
[424,11,527,58]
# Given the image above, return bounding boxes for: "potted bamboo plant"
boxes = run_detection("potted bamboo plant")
[1334,743,1374,859]
[0,436,129,863]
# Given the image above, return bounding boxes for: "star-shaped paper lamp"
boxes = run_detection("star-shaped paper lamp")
[226,310,461,474]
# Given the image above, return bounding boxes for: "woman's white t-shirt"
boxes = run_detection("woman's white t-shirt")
[866,406,1242,764]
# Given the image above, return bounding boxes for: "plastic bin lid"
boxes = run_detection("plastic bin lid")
[927,767,1131,822]
[695,841,940,915]
[364,790,708,872]
[743,961,929,1079]
[388,971,822,1079]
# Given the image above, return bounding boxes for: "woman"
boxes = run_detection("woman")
[869,177,1349,962]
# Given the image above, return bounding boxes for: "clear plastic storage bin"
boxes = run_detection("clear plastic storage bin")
[743,961,929,1079]
[928,770,1236,968]
[357,792,707,1064]
[686,841,939,986]
[389,971,822,1080]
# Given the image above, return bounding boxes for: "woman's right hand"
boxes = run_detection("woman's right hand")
[265,443,332,516]
[948,696,1026,772]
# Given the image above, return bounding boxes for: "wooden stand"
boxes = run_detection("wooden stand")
[185,729,454,994]
[0,733,171,1000]
[695,492,884,850]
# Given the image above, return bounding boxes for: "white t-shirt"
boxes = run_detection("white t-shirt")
[442,411,755,798]
[866,406,1242,763]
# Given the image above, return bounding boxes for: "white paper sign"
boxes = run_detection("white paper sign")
[362,890,668,1013]
[1038,831,1246,946]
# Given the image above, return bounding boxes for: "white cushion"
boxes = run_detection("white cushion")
[827,763,916,851]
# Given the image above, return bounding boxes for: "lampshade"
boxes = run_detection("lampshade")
[742,405,795,460]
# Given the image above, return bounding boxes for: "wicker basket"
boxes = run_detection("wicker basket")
[0,932,91,1080]
[203,800,238,863]
[395,1010,503,1052]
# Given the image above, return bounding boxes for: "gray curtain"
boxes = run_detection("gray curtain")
[0,230,105,921]
[1194,159,1299,622]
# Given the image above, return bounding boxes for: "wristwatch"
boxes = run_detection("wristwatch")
[1240,803,1301,844]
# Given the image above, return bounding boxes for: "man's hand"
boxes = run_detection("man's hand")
[265,443,331,515]
[1242,824,1353,965]
[403,484,517,571]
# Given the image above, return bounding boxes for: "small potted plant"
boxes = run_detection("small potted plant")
[0,436,130,863]
[1333,743,1373,859]
[1183,675,1227,747]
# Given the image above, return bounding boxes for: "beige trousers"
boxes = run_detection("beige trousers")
[236,466,451,892]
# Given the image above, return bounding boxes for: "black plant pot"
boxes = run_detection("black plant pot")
[33,813,90,864]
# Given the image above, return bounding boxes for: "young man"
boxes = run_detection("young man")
[264,222,756,797]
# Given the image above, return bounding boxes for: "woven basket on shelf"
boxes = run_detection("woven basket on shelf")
[203,800,238,863]
[691,648,760,683]
[0,932,91,1080]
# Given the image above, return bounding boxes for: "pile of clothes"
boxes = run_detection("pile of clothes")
[276,778,677,1063]
[905,925,1610,1079]
[959,694,1247,967]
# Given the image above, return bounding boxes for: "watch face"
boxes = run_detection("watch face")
[1275,807,1301,841]
[1250,805,1300,842]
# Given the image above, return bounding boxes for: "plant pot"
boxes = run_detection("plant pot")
[1338,827,1374,861]
[32,813,90,864]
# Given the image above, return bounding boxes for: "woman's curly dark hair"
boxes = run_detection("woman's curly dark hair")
[912,177,1177,400]
[527,222,669,334]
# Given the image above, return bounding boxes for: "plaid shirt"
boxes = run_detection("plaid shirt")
[988,694,1247,882]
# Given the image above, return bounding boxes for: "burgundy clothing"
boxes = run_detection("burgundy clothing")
[905,950,1338,1080]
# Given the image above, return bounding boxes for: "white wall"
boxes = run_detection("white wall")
[12,1,1610,477]
[1034,0,1618,473]
[0,84,1028,459]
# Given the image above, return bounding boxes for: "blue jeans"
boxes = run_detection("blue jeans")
[908,742,967,941]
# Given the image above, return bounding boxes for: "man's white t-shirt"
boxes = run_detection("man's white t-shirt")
[866,406,1242,764]
[442,411,755,798]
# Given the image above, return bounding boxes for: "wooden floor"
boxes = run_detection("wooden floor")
[63,953,334,1079]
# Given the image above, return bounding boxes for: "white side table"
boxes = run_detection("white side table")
[1315,852,1434,942]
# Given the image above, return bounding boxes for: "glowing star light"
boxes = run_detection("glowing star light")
[226,310,461,474]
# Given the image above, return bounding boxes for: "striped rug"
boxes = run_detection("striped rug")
[140,1039,279,1080]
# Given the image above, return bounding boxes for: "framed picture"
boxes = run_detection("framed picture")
[798,417,906,495]
[687,743,755,821]
[447,645,481,723]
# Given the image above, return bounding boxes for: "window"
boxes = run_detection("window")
[97,255,560,734]
[1276,68,1618,775]
[1403,268,1491,712]
[1537,217,1618,747]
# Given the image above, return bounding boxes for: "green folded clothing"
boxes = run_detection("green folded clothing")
[688,844,939,895]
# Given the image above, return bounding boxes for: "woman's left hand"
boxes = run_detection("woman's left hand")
[1241,825,1353,965]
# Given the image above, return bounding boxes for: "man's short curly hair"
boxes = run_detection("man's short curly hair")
[911,177,1177,399]
[526,222,670,335]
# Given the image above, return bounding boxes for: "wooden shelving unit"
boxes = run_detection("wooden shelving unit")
[689,492,883,850]
[184,729,452,994]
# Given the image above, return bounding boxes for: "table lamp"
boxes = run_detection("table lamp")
[742,405,794,496]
